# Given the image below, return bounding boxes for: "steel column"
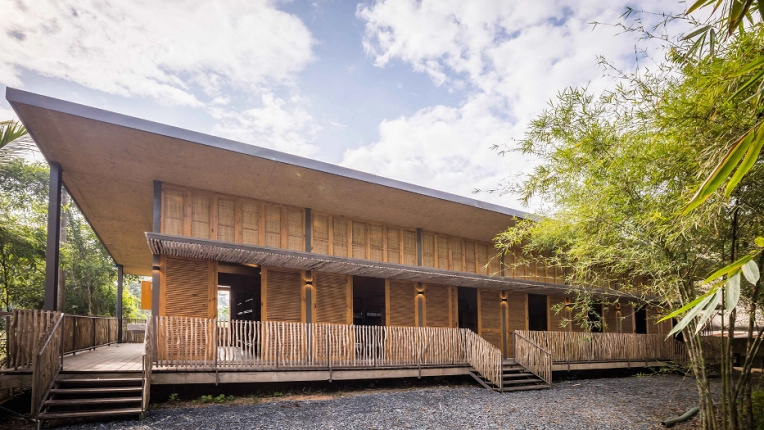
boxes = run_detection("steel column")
[44,162,62,311]
[117,265,124,342]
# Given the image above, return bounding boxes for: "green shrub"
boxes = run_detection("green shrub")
[753,391,764,430]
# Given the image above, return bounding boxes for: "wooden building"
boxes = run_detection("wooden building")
[3,88,685,424]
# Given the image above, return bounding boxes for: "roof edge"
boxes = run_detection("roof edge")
[6,87,532,220]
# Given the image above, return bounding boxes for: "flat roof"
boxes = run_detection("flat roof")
[6,87,530,275]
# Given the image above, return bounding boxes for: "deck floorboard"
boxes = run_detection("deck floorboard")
[63,343,144,372]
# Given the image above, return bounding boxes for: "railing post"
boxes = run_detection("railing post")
[72,317,77,355]
[275,323,280,369]
[417,327,422,379]
[92,318,96,350]
[326,326,332,382]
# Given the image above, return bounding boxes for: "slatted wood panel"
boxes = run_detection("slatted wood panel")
[241,200,260,245]
[333,218,349,257]
[621,303,634,333]
[163,257,214,318]
[162,189,184,235]
[264,205,282,248]
[387,280,416,327]
[387,228,401,263]
[403,230,417,266]
[264,268,302,322]
[476,243,489,275]
[369,224,384,261]
[436,236,449,269]
[604,304,618,333]
[312,214,330,254]
[549,296,568,331]
[422,233,435,268]
[286,208,304,251]
[506,292,527,357]
[351,221,366,259]
[465,241,476,273]
[191,194,210,238]
[479,289,502,350]
[315,272,350,324]
[424,284,450,327]
[449,237,463,272]
[217,198,235,242]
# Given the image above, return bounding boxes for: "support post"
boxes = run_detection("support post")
[117,265,124,343]
[416,228,423,266]
[305,208,312,252]
[44,162,63,311]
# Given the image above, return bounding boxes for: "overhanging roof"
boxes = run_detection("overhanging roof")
[7,88,532,276]
[146,232,640,299]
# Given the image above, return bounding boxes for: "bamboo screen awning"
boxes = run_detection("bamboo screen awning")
[146,233,642,299]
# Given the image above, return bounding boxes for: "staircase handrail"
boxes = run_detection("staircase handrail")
[141,317,153,415]
[514,330,552,385]
[462,329,503,389]
[31,312,63,418]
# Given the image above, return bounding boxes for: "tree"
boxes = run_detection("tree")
[495,25,764,429]
[0,120,32,163]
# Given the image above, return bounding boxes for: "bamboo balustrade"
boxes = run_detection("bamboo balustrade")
[31,313,63,418]
[6,310,59,369]
[463,329,503,388]
[142,317,153,415]
[154,317,479,376]
[62,315,119,354]
[514,331,552,384]
[123,318,147,343]
[515,330,687,364]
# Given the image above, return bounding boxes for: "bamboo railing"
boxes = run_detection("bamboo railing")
[31,313,63,418]
[61,315,119,354]
[153,317,480,377]
[141,318,153,416]
[463,329,503,388]
[6,310,59,369]
[516,330,687,364]
[514,331,552,384]
[123,318,147,344]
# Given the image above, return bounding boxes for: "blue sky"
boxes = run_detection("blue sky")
[0,0,682,211]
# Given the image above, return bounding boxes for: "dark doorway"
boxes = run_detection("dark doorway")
[458,287,478,333]
[635,307,647,334]
[353,276,385,326]
[588,303,603,332]
[527,294,548,331]
[218,270,261,322]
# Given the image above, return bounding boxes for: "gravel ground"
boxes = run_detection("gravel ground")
[56,375,710,430]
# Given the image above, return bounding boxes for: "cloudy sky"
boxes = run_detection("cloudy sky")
[0,0,682,211]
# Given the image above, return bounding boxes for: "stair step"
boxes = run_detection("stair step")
[51,387,143,395]
[502,378,543,385]
[503,372,535,378]
[57,378,143,385]
[45,397,142,406]
[500,384,550,392]
[38,407,143,420]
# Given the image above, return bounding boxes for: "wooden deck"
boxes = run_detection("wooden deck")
[62,343,144,372]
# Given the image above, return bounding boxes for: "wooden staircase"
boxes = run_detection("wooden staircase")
[36,371,144,428]
[469,359,550,393]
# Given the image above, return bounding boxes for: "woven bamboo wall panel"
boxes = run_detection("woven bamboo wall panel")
[386,228,401,263]
[388,281,415,327]
[162,189,184,235]
[449,237,463,272]
[265,268,302,322]
[476,243,489,275]
[436,236,449,270]
[332,218,348,257]
[422,233,435,268]
[604,304,618,333]
[621,304,634,333]
[241,200,260,245]
[549,296,568,331]
[424,284,450,327]
[489,252,500,276]
[286,208,304,251]
[505,292,527,357]
[369,224,384,262]
[312,214,330,254]
[465,241,476,273]
[164,257,211,318]
[352,221,366,259]
[315,272,349,324]
[191,194,210,239]
[264,205,282,248]
[646,306,660,335]
[403,230,417,266]
[217,198,235,242]
[479,289,502,350]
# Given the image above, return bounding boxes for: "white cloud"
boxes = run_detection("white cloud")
[352,0,683,209]
[0,0,314,106]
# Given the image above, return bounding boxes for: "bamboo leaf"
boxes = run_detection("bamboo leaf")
[687,0,717,14]
[703,254,751,284]
[667,292,716,337]
[725,123,764,197]
[726,68,764,103]
[759,0,764,20]
[682,25,711,40]
[755,237,764,247]
[730,55,764,77]
[659,287,718,322]
[726,273,741,310]
[684,131,754,214]
[694,289,722,335]
[742,260,760,284]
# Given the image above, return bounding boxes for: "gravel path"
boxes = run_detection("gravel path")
[58,375,709,430]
